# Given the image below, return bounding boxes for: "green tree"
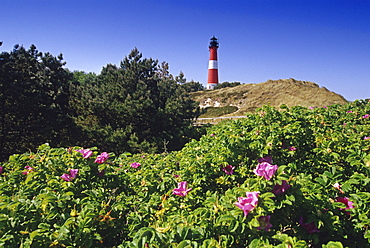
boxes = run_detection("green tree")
[181,80,204,92]
[0,45,74,160]
[70,48,202,154]
[70,70,97,85]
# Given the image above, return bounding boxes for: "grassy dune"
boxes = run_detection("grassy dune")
[192,78,348,117]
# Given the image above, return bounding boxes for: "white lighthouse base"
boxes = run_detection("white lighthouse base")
[206,84,218,90]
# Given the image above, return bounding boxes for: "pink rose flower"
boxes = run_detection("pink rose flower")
[235,191,259,217]
[222,164,235,175]
[336,197,355,213]
[289,146,297,151]
[61,169,79,182]
[272,180,291,196]
[70,169,79,178]
[257,215,273,231]
[94,152,109,164]
[22,166,34,175]
[254,162,278,180]
[173,181,192,196]
[60,173,73,182]
[76,149,92,158]
[130,162,141,168]
[299,216,320,233]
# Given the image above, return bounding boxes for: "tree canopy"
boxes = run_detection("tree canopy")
[0,45,203,160]
[69,48,202,154]
[0,45,73,160]
[181,80,204,92]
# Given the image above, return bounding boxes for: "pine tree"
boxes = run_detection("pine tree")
[0,45,73,160]
[70,48,201,153]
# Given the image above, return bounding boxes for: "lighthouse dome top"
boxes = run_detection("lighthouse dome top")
[209,36,219,48]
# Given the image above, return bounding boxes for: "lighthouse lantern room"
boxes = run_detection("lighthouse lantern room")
[207,36,219,90]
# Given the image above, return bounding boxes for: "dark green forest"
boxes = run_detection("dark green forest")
[0,45,205,161]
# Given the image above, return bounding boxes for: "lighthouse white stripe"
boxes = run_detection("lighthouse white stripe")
[208,60,218,69]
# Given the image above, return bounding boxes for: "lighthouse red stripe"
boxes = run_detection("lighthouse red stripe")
[208,69,218,84]
[209,47,218,60]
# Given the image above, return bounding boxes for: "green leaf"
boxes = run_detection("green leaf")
[314,176,327,186]
[29,230,40,241]
[322,241,344,248]
[228,220,239,232]
[177,240,192,248]
[216,215,236,225]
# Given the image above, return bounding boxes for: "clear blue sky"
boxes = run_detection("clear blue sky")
[2,0,370,101]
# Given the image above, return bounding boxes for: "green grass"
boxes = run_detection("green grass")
[199,106,238,117]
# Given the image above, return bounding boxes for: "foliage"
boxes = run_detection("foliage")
[0,45,203,160]
[1,98,370,247]
[0,45,74,160]
[181,80,205,92]
[70,70,97,86]
[69,49,202,154]
[214,81,241,90]
[200,106,239,118]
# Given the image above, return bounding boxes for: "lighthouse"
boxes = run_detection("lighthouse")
[207,36,219,90]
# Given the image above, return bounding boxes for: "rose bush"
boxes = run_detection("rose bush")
[0,99,369,247]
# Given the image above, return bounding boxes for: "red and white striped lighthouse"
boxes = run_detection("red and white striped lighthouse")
[207,36,219,90]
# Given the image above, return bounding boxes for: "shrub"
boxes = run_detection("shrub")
[200,106,239,117]
[0,100,370,247]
